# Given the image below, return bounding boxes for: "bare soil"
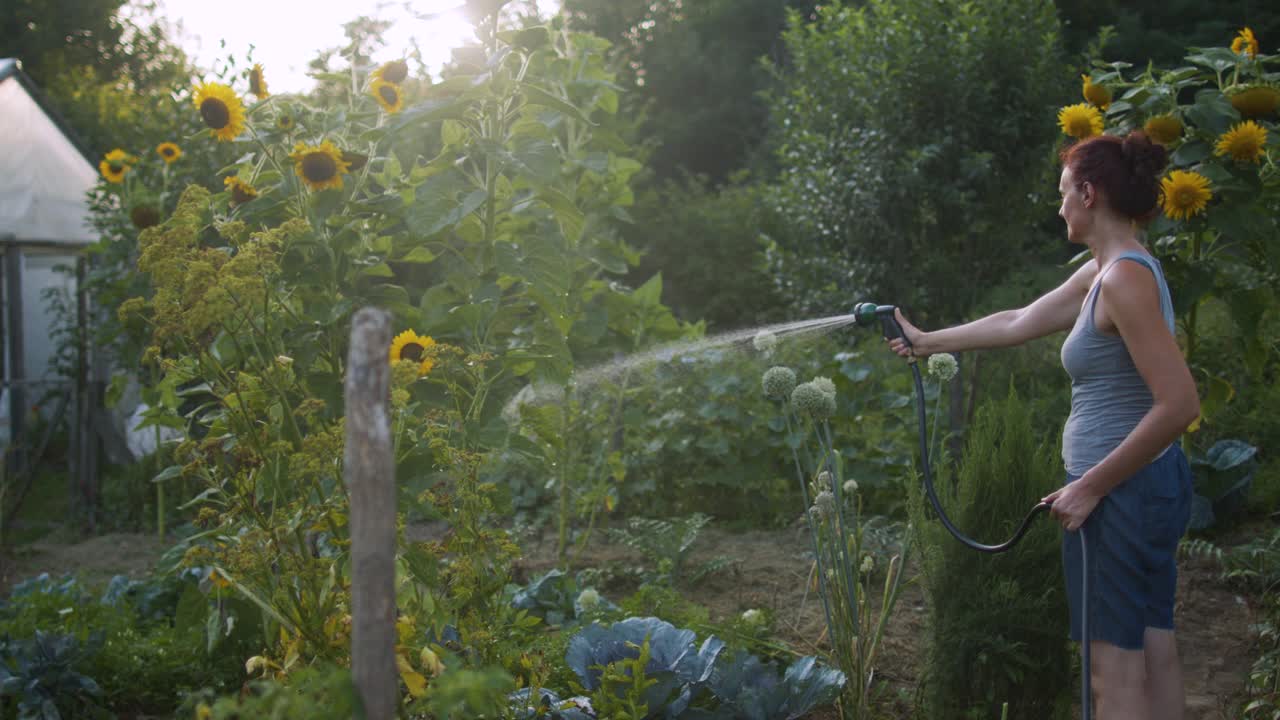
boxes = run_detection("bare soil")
[517,521,1265,720]
[0,520,1263,719]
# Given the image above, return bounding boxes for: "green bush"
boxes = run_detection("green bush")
[909,388,1072,720]
[0,573,244,716]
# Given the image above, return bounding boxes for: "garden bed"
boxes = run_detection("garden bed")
[0,519,1263,719]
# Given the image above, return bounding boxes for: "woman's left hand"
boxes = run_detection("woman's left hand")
[1042,480,1103,531]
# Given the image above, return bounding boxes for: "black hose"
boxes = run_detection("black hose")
[907,360,1092,719]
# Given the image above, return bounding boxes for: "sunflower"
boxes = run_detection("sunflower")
[224,175,260,205]
[1143,115,1183,145]
[99,154,129,184]
[1081,74,1111,109]
[1160,170,1212,221]
[276,113,296,131]
[290,140,351,191]
[156,142,183,164]
[1214,120,1268,163]
[1232,27,1259,58]
[389,330,437,376]
[1057,103,1104,139]
[1227,83,1280,118]
[248,63,269,100]
[193,82,246,142]
[370,78,404,114]
[373,59,409,85]
[104,148,134,164]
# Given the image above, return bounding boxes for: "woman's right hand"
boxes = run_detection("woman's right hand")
[887,307,925,359]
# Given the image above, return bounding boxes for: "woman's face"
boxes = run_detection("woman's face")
[1058,165,1092,244]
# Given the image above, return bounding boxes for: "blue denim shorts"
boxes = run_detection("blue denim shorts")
[1061,444,1192,650]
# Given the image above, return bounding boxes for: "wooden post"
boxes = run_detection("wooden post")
[4,242,26,478]
[344,308,396,720]
[72,256,89,527]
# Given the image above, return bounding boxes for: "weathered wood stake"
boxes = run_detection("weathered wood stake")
[344,308,396,720]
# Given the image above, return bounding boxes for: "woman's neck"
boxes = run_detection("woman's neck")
[1085,217,1146,269]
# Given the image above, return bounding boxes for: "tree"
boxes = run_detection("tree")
[1054,0,1280,66]
[0,0,190,154]
[762,0,1067,327]
[563,0,821,184]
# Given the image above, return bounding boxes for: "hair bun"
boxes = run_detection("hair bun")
[1121,130,1168,182]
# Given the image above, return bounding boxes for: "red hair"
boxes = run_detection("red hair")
[1059,131,1168,223]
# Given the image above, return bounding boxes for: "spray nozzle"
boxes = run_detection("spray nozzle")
[853,302,910,347]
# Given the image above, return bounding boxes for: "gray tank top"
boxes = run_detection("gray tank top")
[1060,251,1176,476]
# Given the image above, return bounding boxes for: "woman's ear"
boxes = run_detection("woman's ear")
[1081,181,1095,208]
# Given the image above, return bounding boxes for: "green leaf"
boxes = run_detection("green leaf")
[633,273,663,307]
[521,84,595,125]
[152,465,184,484]
[399,246,438,264]
[509,137,560,183]
[1170,140,1210,166]
[536,189,585,242]
[407,170,487,237]
[1183,90,1236,137]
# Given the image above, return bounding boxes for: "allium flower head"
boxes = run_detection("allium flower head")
[817,470,832,487]
[792,382,836,418]
[1058,103,1104,139]
[843,479,858,495]
[811,376,836,399]
[752,330,778,353]
[860,555,874,574]
[576,588,601,609]
[814,490,836,517]
[762,366,797,400]
[927,353,959,382]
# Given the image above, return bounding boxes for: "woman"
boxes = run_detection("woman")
[886,130,1200,720]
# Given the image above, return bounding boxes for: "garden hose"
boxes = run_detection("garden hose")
[854,303,1092,720]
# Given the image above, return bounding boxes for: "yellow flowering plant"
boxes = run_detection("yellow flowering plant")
[1068,29,1279,466]
[104,6,692,702]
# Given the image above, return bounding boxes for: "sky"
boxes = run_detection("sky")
[152,0,560,94]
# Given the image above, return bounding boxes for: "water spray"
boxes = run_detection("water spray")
[854,302,1092,720]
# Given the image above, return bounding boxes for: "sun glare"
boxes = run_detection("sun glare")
[160,0,558,94]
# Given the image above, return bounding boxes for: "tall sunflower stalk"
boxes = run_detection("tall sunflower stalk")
[764,368,911,719]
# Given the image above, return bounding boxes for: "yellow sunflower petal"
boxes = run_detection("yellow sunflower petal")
[224,175,260,205]
[156,142,183,163]
[1232,27,1259,58]
[193,82,247,142]
[1081,74,1112,110]
[99,158,128,184]
[370,78,404,114]
[373,59,409,84]
[289,140,351,191]
[1160,170,1212,221]
[1143,115,1183,145]
[1057,103,1105,139]
[249,63,269,100]
[1214,120,1268,163]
